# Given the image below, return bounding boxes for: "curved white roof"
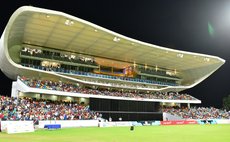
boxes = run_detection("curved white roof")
[0,6,225,92]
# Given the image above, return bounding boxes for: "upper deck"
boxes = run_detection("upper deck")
[0,6,225,92]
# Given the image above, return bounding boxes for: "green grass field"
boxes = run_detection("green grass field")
[0,125,230,142]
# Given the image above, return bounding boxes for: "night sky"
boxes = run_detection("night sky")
[0,0,230,108]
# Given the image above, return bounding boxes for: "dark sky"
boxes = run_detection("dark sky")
[0,0,230,108]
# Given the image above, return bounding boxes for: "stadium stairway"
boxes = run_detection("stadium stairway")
[163,112,183,121]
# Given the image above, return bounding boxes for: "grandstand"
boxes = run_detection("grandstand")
[0,6,225,122]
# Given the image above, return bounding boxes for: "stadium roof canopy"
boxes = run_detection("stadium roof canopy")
[0,6,225,92]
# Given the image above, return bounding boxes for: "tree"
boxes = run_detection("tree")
[223,95,230,111]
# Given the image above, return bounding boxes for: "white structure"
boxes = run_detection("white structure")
[0,6,225,105]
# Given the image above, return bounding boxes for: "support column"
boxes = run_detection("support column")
[188,103,190,109]
[11,81,18,98]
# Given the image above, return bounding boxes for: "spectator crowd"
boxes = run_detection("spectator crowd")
[19,76,197,101]
[0,95,98,121]
[1,95,229,122]
[163,106,229,119]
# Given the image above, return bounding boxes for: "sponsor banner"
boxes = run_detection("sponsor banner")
[115,121,133,127]
[151,121,161,126]
[197,119,217,124]
[160,120,198,125]
[1,121,34,134]
[39,120,98,128]
[101,122,117,127]
[215,119,230,124]
[102,121,133,127]
[101,121,142,127]
[132,122,143,126]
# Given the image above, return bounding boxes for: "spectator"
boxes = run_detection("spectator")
[18,76,198,101]
[162,106,229,119]
[0,95,98,121]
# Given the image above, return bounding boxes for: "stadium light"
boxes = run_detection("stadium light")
[204,57,210,62]
[65,19,74,26]
[113,37,120,42]
[177,53,184,58]
[155,65,158,71]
